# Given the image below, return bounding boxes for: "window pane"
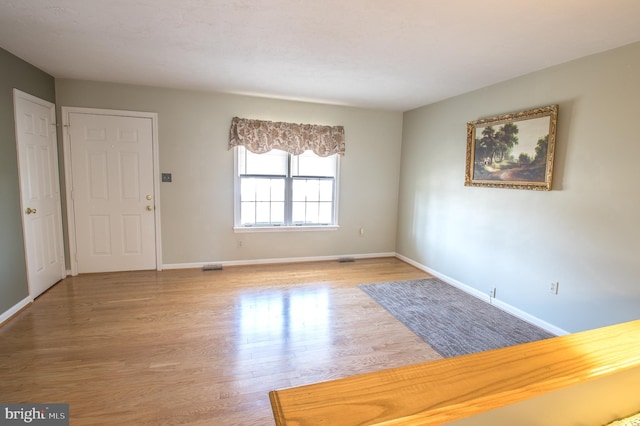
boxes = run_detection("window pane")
[319,180,333,201]
[305,179,320,202]
[293,178,325,202]
[305,202,319,223]
[292,180,306,202]
[241,201,255,224]
[255,179,273,202]
[271,179,285,202]
[271,201,284,223]
[243,147,288,175]
[292,202,305,223]
[242,177,284,203]
[256,202,271,223]
[240,178,256,202]
[292,151,337,177]
[293,201,325,224]
[319,202,332,223]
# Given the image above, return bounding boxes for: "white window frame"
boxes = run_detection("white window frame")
[233,148,340,232]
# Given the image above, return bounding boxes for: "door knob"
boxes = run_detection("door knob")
[25,207,37,214]
[146,205,153,211]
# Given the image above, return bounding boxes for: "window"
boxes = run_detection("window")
[235,146,339,229]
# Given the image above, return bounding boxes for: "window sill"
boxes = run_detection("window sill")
[233,225,340,233]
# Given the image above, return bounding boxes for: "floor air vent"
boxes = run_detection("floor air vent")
[202,264,223,271]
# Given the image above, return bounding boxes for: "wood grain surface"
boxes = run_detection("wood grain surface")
[0,257,441,425]
[270,319,640,425]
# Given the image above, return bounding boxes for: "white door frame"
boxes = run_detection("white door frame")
[61,107,162,275]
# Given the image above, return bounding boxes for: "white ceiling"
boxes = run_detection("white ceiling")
[1,0,640,111]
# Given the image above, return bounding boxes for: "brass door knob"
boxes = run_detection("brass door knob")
[146,205,153,211]
[25,207,37,214]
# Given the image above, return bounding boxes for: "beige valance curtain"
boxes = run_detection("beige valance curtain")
[229,117,345,157]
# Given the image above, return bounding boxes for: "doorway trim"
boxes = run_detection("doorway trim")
[61,107,162,275]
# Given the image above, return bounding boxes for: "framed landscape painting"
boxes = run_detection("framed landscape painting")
[465,105,558,190]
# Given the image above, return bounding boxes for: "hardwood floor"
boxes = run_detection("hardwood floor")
[0,257,441,425]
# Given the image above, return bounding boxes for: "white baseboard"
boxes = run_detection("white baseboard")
[396,254,569,336]
[163,252,397,270]
[0,296,32,326]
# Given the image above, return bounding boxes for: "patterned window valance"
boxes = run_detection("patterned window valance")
[229,117,345,157]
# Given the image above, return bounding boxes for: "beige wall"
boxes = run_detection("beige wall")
[397,42,640,333]
[55,80,403,265]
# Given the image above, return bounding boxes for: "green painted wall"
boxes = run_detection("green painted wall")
[0,47,55,314]
[398,42,640,333]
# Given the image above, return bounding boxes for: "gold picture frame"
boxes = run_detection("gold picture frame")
[465,105,558,191]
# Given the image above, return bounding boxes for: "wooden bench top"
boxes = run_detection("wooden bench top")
[269,319,640,425]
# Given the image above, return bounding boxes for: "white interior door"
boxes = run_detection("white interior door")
[14,89,66,298]
[66,111,158,273]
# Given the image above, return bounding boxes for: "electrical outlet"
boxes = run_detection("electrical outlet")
[489,287,496,298]
[550,282,559,295]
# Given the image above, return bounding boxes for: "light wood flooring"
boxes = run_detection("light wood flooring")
[0,257,441,425]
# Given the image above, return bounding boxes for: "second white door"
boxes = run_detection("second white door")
[67,111,157,273]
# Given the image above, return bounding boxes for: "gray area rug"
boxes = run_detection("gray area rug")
[359,278,555,358]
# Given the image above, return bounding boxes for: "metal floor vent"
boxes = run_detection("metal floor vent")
[202,264,223,271]
[338,257,355,263]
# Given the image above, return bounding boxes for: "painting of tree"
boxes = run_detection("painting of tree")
[465,105,558,191]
